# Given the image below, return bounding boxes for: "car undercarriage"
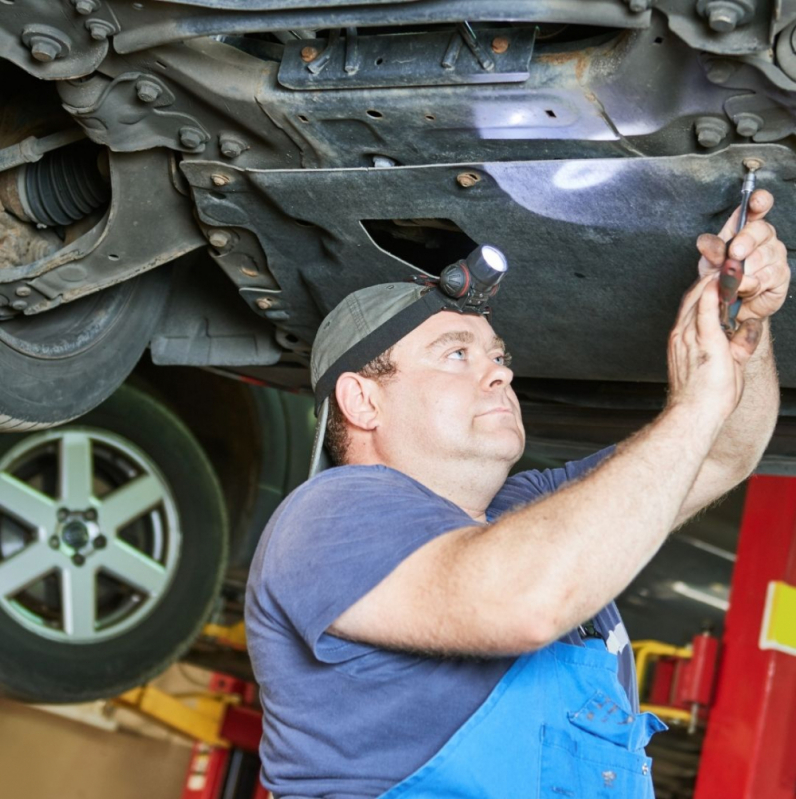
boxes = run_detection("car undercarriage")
[1,0,795,446]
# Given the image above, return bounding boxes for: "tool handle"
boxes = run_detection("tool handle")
[719,256,744,305]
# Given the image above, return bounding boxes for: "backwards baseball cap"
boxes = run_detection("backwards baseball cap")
[309,245,508,477]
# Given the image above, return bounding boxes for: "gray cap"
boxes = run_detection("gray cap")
[309,281,452,476]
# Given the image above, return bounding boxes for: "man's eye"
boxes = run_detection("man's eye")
[495,352,513,367]
[449,348,467,360]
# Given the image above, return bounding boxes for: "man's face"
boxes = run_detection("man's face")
[374,311,526,469]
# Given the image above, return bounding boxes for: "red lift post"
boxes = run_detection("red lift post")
[695,475,796,799]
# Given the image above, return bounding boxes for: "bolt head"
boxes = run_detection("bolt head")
[220,139,245,159]
[743,157,764,171]
[300,46,320,62]
[94,535,107,549]
[57,508,69,522]
[29,36,61,63]
[491,36,510,54]
[88,21,110,41]
[74,0,98,14]
[708,7,740,32]
[456,172,480,188]
[628,0,650,11]
[136,79,161,103]
[736,114,762,137]
[256,297,274,310]
[72,553,85,566]
[49,536,60,550]
[697,129,722,147]
[15,286,31,297]
[179,127,204,150]
[11,300,28,311]
[211,174,230,187]
[84,508,97,521]
[208,231,231,249]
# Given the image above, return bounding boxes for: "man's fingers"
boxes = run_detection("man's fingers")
[747,188,774,220]
[728,219,776,261]
[677,272,717,324]
[696,233,727,270]
[730,317,763,363]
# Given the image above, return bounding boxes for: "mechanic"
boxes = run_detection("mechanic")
[245,189,790,799]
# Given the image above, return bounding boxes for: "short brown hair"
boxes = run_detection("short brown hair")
[325,348,397,465]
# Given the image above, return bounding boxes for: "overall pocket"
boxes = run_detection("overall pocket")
[538,690,665,798]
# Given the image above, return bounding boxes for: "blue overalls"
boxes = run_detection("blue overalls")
[378,641,666,798]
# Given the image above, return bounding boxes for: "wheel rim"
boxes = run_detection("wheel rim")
[0,427,181,644]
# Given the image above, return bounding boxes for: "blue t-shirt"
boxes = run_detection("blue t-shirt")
[245,448,635,799]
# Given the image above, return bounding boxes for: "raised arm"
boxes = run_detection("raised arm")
[331,274,763,656]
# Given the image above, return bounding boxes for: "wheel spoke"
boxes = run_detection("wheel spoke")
[61,565,96,638]
[59,433,94,508]
[98,539,169,597]
[0,542,58,599]
[0,472,56,530]
[100,474,166,532]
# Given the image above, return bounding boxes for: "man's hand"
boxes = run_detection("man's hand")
[667,273,762,422]
[696,189,791,322]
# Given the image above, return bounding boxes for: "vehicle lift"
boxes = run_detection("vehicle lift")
[118,475,796,799]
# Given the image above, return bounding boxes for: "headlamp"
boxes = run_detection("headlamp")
[436,244,508,315]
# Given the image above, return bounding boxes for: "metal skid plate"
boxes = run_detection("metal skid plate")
[183,145,796,387]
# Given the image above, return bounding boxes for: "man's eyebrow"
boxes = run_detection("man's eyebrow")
[491,335,507,352]
[426,330,475,349]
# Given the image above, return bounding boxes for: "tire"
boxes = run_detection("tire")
[0,268,170,432]
[0,383,228,703]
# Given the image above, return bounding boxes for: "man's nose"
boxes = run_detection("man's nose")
[482,358,513,389]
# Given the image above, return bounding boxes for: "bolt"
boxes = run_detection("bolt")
[628,0,651,11]
[87,20,113,41]
[241,267,259,277]
[456,172,481,188]
[94,535,107,549]
[72,553,85,566]
[735,112,763,138]
[694,116,730,148]
[72,0,99,14]
[491,36,510,54]
[29,35,63,63]
[84,508,97,521]
[256,297,274,310]
[219,136,247,159]
[57,508,69,522]
[211,174,230,187]
[179,127,205,150]
[301,45,320,62]
[49,536,60,550]
[15,286,31,297]
[208,230,231,249]
[705,60,736,84]
[708,5,741,32]
[135,79,162,103]
[11,300,27,311]
[743,157,764,172]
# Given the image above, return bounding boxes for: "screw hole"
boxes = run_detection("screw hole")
[286,333,299,343]
[574,272,586,279]
[375,57,384,66]
[654,36,664,44]
[108,253,120,261]
[366,109,383,119]
[545,109,557,118]
[297,114,310,123]
[425,114,436,121]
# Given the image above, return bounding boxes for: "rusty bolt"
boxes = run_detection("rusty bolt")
[211,174,230,187]
[456,172,481,188]
[208,230,231,249]
[491,37,510,54]
[28,35,64,62]
[256,297,274,310]
[87,20,114,41]
[15,286,31,297]
[179,127,205,150]
[735,112,763,138]
[300,45,320,62]
[72,0,100,14]
[136,79,162,103]
[694,116,729,148]
[743,157,764,172]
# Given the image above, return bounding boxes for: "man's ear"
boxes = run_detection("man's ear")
[335,373,380,431]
